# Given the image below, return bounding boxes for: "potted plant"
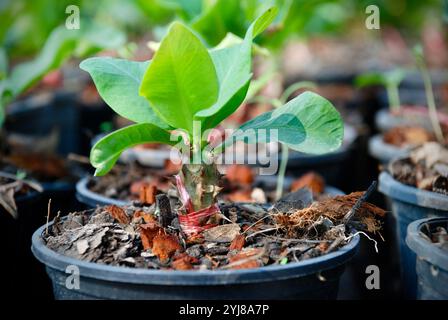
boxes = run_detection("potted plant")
[406,217,448,300]
[0,20,126,299]
[357,49,448,164]
[32,9,384,300]
[379,141,448,299]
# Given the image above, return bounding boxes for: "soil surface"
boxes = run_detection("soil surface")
[44,188,384,270]
[87,162,331,204]
[389,142,448,195]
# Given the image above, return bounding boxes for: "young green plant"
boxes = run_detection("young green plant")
[413,45,445,143]
[0,24,125,126]
[355,69,406,113]
[82,8,344,233]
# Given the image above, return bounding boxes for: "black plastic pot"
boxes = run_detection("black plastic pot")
[31,219,359,300]
[378,172,448,299]
[5,90,80,155]
[406,217,448,300]
[0,191,55,299]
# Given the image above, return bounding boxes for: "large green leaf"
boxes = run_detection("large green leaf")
[139,22,219,133]
[191,0,245,46]
[7,26,78,97]
[91,123,180,176]
[217,91,343,154]
[7,24,126,98]
[195,6,278,130]
[80,57,169,128]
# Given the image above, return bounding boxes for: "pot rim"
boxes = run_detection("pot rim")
[76,176,345,208]
[406,217,448,271]
[378,171,448,211]
[31,220,359,286]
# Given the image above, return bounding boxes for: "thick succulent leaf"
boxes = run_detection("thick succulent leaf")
[139,22,219,132]
[195,6,278,130]
[217,91,343,155]
[80,57,169,128]
[91,123,180,176]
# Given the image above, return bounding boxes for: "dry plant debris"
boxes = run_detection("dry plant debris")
[45,185,384,271]
[383,126,435,147]
[389,142,448,195]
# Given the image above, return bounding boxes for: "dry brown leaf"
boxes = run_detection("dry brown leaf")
[290,172,325,194]
[203,224,240,243]
[229,234,245,251]
[140,222,161,250]
[226,165,254,185]
[152,233,182,262]
[104,205,129,224]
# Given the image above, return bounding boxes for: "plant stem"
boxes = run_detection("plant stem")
[386,84,400,113]
[419,62,445,143]
[275,144,289,200]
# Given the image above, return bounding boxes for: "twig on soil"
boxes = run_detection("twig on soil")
[242,214,275,235]
[342,181,377,224]
[245,227,280,240]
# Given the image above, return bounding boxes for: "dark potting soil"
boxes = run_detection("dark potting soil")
[44,189,384,271]
[389,142,448,195]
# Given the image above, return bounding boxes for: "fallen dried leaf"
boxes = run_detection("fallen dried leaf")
[290,172,325,194]
[203,224,240,243]
[139,183,157,205]
[140,222,161,250]
[152,233,182,262]
[226,165,254,185]
[229,234,245,251]
[104,205,130,224]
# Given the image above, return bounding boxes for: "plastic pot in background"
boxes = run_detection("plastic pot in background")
[406,217,448,300]
[5,91,81,155]
[378,172,448,299]
[0,191,54,300]
[32,219,359,300]
[368,135,409,164]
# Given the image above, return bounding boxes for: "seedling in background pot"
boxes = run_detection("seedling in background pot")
[413,45,445,144]
[81,7,344,233]
[355,69,406,113]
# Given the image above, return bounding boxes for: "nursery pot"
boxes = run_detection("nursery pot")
[0,191,55,299]
[378,172,448,299]
[31,220,359,300]
[368,134,409,164]
[5,90,80,155]
[406,217,448,300]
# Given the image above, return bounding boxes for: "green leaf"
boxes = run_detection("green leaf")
[355,70,405,88]
[195,6,278,130]
[7,24,126,99]
[191,0,246,46]
[0,48,7,80]
[217,91,343,155]
[7,26,78,97]
[90,123,180,176]
[80,57,169,128]
[139,22,219,133]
